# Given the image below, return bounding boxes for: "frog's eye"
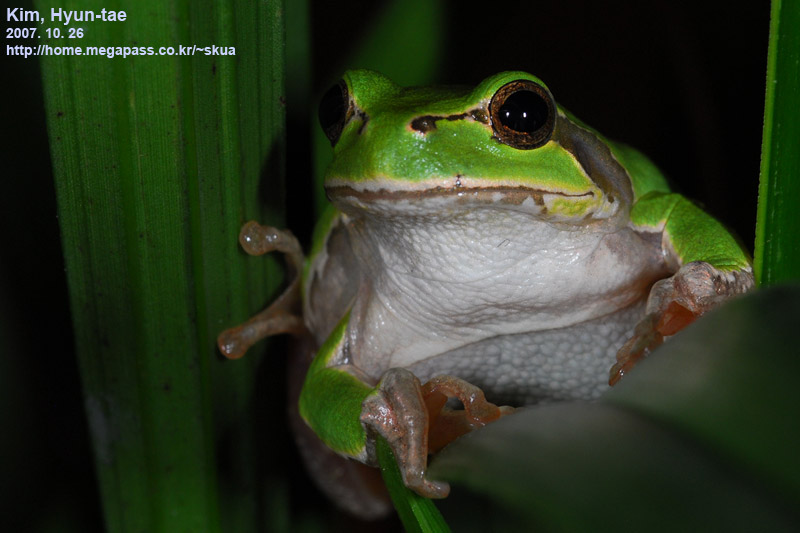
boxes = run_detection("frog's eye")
[319,80,352,146]
[489,80,556,149]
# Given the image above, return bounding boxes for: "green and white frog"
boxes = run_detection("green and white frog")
[218,70,753,517]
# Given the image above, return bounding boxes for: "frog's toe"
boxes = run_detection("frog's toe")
[609,313,663,385]
[238,221,302,258]
[217,325,250,359]
[217,310,305,359]
[421,374,513,452]
[406,472,450,499]
[610,262,754,385]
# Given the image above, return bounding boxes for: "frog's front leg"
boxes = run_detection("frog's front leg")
[218,221,307,359]
[610,193,755,385]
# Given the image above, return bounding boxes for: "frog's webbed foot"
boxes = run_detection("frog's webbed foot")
[361,369,512,499]
[361,369,447,498]
[610,261,754,385]
[217,221,307,359]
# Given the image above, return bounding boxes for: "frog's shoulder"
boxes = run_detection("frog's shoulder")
[607,141,671,200]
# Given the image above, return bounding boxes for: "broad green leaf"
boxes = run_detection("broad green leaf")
[606,286,800,502]
[37,0,287,530]
[430,286,800,531]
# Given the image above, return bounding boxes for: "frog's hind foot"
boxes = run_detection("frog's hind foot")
[422,375,514,453]
[361,368,451,499]
[609,261,754,385]
[609,313,664,386]
[217,222,307,359]
[360,370,513,499]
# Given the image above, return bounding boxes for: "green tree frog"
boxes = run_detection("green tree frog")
[218,70,753,517]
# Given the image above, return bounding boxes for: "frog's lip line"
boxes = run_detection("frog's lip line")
[325,176,596,201]
[325,183,595,205]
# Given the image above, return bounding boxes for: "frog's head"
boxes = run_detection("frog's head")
[319,70,633,222]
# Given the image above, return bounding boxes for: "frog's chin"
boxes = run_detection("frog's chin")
[325,179,618,221]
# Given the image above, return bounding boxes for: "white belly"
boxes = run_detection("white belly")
[406,299,645,405]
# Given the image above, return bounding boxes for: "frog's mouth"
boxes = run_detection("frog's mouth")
[325,178,610,220]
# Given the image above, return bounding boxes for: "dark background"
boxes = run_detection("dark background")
[2,1,769,529]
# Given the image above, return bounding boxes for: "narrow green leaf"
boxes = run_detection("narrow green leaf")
[37,0,286,530]
[430,287,800,531]
[755,0,800,285]
[377,437,450,533]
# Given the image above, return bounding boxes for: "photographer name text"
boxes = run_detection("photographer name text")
[8,7,127,25]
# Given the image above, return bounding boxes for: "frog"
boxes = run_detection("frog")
[218,70,753,516]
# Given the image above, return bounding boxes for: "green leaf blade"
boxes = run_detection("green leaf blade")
[755,0,800,285]
[37,0,287,530]
[377,437,451,533]
[429,287,800,531]
[606,287,800,503]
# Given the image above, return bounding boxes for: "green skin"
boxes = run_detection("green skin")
[207,69,752,508]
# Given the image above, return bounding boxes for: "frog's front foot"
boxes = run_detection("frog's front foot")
[217,222,306,359]
[361,369,512,499]
[610,261,754,385]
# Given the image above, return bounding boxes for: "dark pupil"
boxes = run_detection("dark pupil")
[318,83,347,133]
[498,90,549,134]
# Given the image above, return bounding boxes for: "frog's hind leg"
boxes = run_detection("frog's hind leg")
[287,335,392,518]
[218,221,307,359]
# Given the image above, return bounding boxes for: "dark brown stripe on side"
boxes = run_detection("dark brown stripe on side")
[409,108,486,133]
[552,116,633,209]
